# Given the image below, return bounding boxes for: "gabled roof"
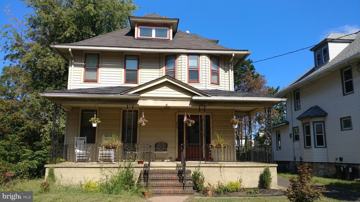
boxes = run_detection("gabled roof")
[53,28,245,52]
[277,32,360,97]
[297,105,328,120]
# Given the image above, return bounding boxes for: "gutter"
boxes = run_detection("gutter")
[40,93,140,99]
[192,96,286,102]
[51,45,250,55]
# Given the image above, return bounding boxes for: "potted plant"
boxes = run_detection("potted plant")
[142,188,151,198]
[212,133,225,148]
[230,116,241,129]
[184,113,195,127]
[89,114,101,127]
[101,134,121,150]
[138,112,148,126]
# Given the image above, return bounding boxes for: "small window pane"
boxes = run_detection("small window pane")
[316,135,324,146]
[166,56,175,69]
[126,70,137,83]
[155,28,168,38]
[313,122,326,147]
[341,117,352,130]
[345,81,354,93]
[343,69,352,81]
[85,54,98,68]
[85,69,97,81]
[322,47,329,62]
[139,27,152,37]
[303,123,311,148]
[315,124,323,134]
[189,55,198,67]
[189,70,199,81]
[211,71,218,83]
[211,57,219,70]
[126,57,138,70]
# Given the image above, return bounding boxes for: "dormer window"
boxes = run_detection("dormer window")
[138,26,169,39]
[315,46,329,67]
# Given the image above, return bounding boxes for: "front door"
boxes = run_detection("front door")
[177,114,211,161]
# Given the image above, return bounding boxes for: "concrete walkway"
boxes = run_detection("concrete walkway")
[147,195,190,202]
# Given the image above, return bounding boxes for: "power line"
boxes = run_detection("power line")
[253,31,360,64]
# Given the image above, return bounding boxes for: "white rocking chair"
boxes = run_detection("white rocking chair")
[75,137,90,162]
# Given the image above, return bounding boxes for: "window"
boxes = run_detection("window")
[340,116,353,131]
[188,55,199,83]
[303,123,311,148]
[125,56,139,83]
[165,55,176,77]
[84,53,99,82]
[211,56,220,84]
[138,26,169,39]
[80,110,97,144]
[315,46,329,67]
[292,126,300,141]
[313,121,326,148]
[293,89,301,111]
[276,130,281,151]
[122,110,138,145]
[341,67,354,95]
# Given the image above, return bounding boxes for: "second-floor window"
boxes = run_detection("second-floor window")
[341,67,354,95]
[125,56,139,84]
[139,26,169,39]
[293,89,301,111]
[188,55,199,83]
[211,56,220,84]
[84,53,99,82]
[165,55,176,77]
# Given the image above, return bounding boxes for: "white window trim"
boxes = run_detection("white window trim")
[303,123,311,148]
[138,26,169,39]
[340,116,353,131]
[313,121,326,148]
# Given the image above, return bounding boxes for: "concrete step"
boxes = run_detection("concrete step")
[150,187,195,195]
[146,169,191,174]
[139,181,193,187]
[140,174,192,180]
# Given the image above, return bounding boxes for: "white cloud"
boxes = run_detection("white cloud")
[322,25,360,38]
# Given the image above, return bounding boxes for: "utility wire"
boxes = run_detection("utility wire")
[253,31,360,64]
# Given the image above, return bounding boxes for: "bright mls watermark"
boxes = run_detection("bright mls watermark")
[0,192,32,202]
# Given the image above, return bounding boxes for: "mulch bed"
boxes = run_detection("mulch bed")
[194,189,285,197]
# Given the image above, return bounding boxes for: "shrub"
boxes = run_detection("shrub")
[40,181,50,192]
[47,168,56,183]
[225,180,241,192]
[214,182,227,195]
[259,167,272,189]
[82,180,99,192]
[99,163,138,194]
[192,168,205,192]
[286,164,321,202]
[202,183,215,196]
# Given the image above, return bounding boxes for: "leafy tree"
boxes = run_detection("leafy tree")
[0,0,135,179]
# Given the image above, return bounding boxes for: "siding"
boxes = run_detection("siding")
[68,51,233,91]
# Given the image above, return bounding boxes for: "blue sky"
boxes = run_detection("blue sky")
[1,0,359,88]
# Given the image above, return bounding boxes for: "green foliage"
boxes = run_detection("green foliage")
[40,180,50,192]
[214,182,227,195]
[286,164,321,202]
[192,168,205,192]
[47,168,56,183]
[82,180,99,192]
[259,167,272,189]
[99,164,139,194]
[0,0,135,179]
[225,180,242,192]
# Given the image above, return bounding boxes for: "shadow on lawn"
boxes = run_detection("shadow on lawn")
[322,181,360,201]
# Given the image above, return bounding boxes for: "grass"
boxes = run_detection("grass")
[0,179,145,202]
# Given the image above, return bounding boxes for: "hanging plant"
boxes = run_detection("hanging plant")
[230,116,241,129]
[183,113,195,127]
[89,114,101,127]
[138,112,148,126]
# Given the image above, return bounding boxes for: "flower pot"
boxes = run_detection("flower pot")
[92,123,97,127]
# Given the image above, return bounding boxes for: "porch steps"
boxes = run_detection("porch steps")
[138,169,194,195]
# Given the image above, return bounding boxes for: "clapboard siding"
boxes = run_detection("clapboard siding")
[68,51,233,91]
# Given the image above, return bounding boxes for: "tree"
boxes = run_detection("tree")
[0,0,136,179]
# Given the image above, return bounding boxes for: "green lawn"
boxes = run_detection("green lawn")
[1,179,145,202]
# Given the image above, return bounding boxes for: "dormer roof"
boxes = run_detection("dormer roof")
[310,32,356,51]
[129,14,179,33]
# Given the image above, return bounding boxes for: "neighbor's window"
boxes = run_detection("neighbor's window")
[313,121,326,148]
[340,116,353,131]
[80,110,97,144]
[276,130,281,151]
[341,67,354,95]
[303,123,311,148]
[84,53,99,82]
[211,56,220,84]
[139,26,169,39]
[292,126,300,141]
[188,55,199,83]
[293,89,301,111]
[122,110,138,146]
[125,56,139,83]
[165,55,176,77]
